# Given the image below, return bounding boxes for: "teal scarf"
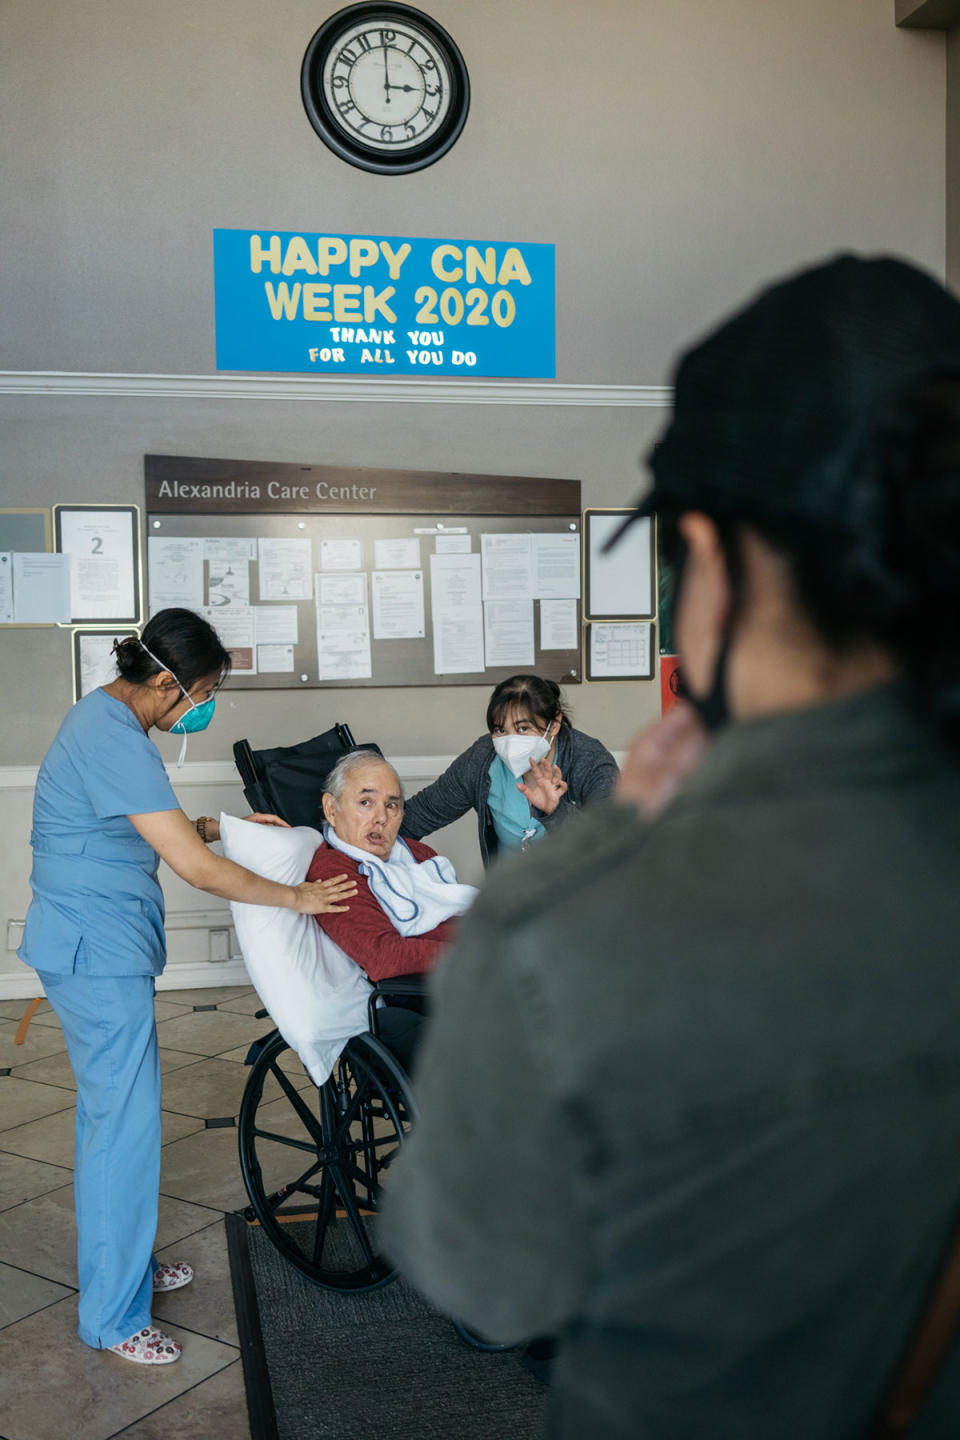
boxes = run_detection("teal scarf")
[487,757,545,852]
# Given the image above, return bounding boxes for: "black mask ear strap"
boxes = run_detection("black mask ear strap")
[671,529,735,732]
[678,632,731,732]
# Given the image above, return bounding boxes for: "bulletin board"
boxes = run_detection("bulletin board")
[0,508,51,554]
[0,508,57,627]
[145,455,582,690]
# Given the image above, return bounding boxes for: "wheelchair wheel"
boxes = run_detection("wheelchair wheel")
[238,1029,418,1291]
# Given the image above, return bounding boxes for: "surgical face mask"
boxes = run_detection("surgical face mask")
[139,640,217,765]
[492,726,553,780]
[170,697,215,735]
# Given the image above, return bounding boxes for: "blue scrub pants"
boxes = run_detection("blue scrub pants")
[37,969,161,1349]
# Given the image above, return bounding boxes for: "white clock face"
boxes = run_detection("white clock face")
[322,18,453,152]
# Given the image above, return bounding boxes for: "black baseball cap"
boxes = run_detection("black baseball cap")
[607,254,960,549]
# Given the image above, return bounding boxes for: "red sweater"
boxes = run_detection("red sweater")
[306,837,459,981]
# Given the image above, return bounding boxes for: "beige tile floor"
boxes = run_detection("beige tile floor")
[0,986,284,1440]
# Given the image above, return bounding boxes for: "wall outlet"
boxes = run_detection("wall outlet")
[6,920,24,953]
[208,928,231,963]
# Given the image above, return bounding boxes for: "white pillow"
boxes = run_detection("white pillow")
[218,813,371,1086]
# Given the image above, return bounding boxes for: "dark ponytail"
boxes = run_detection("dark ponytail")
[868,374,960,745]
[114,608,231,691]
[731,372,960,748]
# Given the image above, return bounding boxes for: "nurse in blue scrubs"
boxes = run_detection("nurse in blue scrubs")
[18,607,356,1366]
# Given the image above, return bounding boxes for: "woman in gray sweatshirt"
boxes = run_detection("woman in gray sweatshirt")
[400,674,618,867]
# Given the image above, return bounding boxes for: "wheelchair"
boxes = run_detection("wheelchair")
[232,728,431,1294]
[238,980,424,1293]
[232,727,517,1352]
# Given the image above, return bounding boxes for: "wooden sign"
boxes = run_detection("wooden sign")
[145,455,580,517]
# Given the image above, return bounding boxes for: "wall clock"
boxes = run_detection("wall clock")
[301,3,470,175]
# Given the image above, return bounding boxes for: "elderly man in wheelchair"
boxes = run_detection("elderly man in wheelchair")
[220,746,477,1293]
[306,749,476,1072]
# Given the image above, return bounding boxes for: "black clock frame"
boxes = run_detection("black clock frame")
[301,2,470,175]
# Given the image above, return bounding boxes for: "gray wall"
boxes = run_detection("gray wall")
[1,0,946,380]
[949,25,960,291]
[0,0,948,769]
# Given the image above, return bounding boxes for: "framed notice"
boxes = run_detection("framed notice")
[72,629,139,702]
[55,504,141,624]
[583,509,654,620]
[585,621,655,682]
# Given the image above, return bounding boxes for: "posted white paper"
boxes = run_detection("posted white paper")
[435,534,472,554]
[204,538,257,562]
[59,509,136,620]
[484,600,535,668]
[540,598,579,650]
[315,575,371,680]
[318,572,366,606]
[254,605,299,645]
[319,538,364,571]
[430,552,484,674]
[149,536,204,613]
[206,559,250,610]
[206,607,257,673]
[77,632,124,698]
[589,622,652,678]
[0,554,13,624]
[372,570,425,639]
[13,553,72,623]
[257,644,295,674]
[316,609,372,680]
[533,532,581,599]
[374,537,421,570]
[587,514,653,617]
[258,538,312,601]
[481,533,534,601]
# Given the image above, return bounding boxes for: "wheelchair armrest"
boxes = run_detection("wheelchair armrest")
[367,975,430,1036]
[370,976,429,1000]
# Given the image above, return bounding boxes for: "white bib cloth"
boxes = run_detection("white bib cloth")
[218,814,477,1087]
[322,824,479,934]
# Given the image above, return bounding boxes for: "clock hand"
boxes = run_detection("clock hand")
[383,44,390,100]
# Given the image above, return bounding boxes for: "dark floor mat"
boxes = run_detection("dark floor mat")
[227,1213,548,1440]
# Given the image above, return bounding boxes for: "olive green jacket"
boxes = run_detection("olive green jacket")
[384,686,960,1438]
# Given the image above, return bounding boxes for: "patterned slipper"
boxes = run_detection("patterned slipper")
[108,1326,182,1365]
[153,1261,193,1293]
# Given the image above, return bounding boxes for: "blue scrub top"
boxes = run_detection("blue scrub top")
[19,688,181,976]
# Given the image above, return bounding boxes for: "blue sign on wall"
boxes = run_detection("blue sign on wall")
[213,229,555,379]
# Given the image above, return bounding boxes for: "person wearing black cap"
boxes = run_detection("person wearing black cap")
[383,254,960,1437]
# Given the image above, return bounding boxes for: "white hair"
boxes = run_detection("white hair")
[323,749,403,805]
